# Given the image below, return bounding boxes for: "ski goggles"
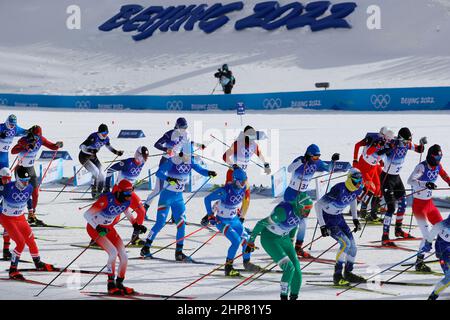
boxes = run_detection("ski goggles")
[351,176,363,185]
[18,176,31,184]
[431,153,442,162]
[99,131,109,138]
[235,179,247,189]
[311,155,320,160]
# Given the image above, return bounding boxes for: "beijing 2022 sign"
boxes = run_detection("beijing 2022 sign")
[99,1,357,41]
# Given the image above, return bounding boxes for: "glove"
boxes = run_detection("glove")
[416,144,425,153]
[167,177,179,186]
[201,214,216,226]
[27,143,36,151]
[352,160,358,166]
[353,219,361,232]
[239,217,245,223]
[245,242,256,254]
[166,149,174,157]
[264,163,271,175]
[419,137,428,145]
[232,164,240,170]
[95,226,109,237]
[116,150,124,156]
[0,132,6,139]
[143,203,149,212]
[425,182,437,190]
[200,144,207,150]
[55,141,63,148]
[421,241,432,253]
[133,223,147,235]
[208,171,217,178]
[320,226,329,237]
[331,153,340,162]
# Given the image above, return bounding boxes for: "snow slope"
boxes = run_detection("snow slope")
[1,0,450,95]
[0,107,448,300]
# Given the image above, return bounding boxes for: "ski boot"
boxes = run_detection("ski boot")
[131,237,146,246]
[280,294,288,300]
[116,277,134,295]
[381,233,396,247]
[3,248,11,261]
[359,208,368,220]
[102,186,111,194]
[91,185,100,199]
[140,244,153,258]
[394,224,414,239]
[107,278,123,296]
[243,260,262,272]
[27,209,45,227]
[34,260,56,272]
[344,271,366,283]
[289,294,298,300]
[333,272,350,286]
[295,241,312,258]
[9,266,25,280]
[415,256,432,273]
[224,259,240,277]
[175,251,193,262]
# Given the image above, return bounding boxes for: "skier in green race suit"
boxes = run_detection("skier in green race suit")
[245,193,313,300]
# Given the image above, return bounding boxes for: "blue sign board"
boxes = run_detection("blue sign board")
[236,102,245,115]
[118,129,146,138]
[39,151,72,161]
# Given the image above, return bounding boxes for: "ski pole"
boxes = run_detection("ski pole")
[150,225,210,257]
[302,242,337,270]
[318,173,347,183]
[380,251,435,286]
[51,165,86,202]
[188,230,220,259]
[193,153,232,169]
[184,177,213,205]
[38,150,58,190]
[40,189,91,194]
[210,134,265,169]
[310,161,336,251]
[35,234,101,297]
[215,261,274,300]
[164,252,245,300]
[336,251,421,296]
[244,235,323,286]
[9,156,18,170]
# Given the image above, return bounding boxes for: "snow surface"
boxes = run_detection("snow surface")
[1,0,450,95]
[0,106,449,300]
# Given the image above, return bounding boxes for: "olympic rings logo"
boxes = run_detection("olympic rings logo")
[5,130,15,137]
[94,142,104,149]
[427,170,439,181]
[342,194,357,203]
[129,167,141,175]
[166,101,183,110]
[176,164,190,174]
[396,148,407,158]
[0,98,8,106]
[12,192,30,202]
[229,194,243,204]
[370,95,391,109]
[287,216,300,226]
[263,98,282,109]
[75,100,91,109]
[108,205,127,215]
[305,165,316,175]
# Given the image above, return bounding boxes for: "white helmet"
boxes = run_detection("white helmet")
[0,167,11,178]
[134,146,149,163]
[379,126,395,141]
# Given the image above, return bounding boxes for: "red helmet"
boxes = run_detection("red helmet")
[30,125,42,136]
[117,179,133,193]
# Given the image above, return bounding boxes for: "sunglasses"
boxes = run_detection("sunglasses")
[311,155,320,160]
[18,177,31,183]
[432,154,442,162]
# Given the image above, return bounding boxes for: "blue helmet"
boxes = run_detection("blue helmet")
[175,117,188,129]
[232,167,247,187]
[6,114,17,127]
[305,144,321,157]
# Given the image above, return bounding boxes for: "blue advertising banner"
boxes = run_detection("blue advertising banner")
[1,86,449,112]
[39,151,73,161]
[118,130,146,138]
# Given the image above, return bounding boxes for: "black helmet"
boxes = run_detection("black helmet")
[426,144,442,167]
[222,64,229,71]
[98,124,109,134]
[398,127,412,141]
[16,166,31,183]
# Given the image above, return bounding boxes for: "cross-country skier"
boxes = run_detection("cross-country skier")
[421,214,450,300]
[246,193,313,300]
[353,127,395,222]
[79,124,123,199]
[284,144,340,258]
[11,125,63,226]
[83,179,145,295]
[0,167,12,260]
[0,114,27,169]
[201,167,261,276]
[143,117,206,218]
[222,125,271,222]
[140,151,217,261]
[377,127,426,245]
[214,64,236,94]
[0,166,55,280]
[407,144,450,272]
[315,168,365,285]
